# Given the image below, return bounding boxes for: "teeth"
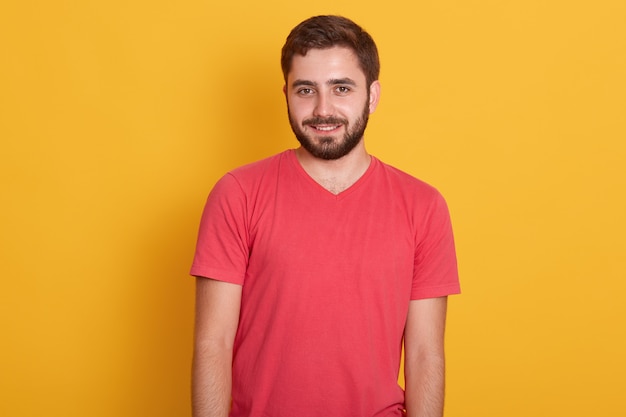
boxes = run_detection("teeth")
[315,125,338,131]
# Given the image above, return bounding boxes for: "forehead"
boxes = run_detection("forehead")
[287,46,366,84]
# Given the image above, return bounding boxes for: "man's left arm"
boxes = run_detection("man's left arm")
[404,296,449,417]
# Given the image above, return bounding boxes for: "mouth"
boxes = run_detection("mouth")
[311,124,342,132]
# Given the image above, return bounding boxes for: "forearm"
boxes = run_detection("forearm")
[404,353,445,417]
[192,278,242,417]
[192,342,233,417]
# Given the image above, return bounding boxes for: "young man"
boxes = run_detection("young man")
[191,15,460,417]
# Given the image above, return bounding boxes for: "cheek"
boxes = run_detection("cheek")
[287,101,311,119]
[339,103,363,119]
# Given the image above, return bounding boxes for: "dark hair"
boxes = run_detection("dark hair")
[281,15,380,87]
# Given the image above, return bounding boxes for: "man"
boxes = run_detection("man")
[191,15,460,417]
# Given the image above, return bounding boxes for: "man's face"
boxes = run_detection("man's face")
[285,46,380,160]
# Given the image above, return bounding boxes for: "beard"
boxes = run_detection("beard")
[288,99,370,160]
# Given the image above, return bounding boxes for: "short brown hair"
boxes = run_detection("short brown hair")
[281,15,380,87]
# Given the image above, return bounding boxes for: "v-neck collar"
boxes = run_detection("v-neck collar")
[287,149,377,200]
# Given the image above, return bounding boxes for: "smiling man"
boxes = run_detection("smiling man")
[191,15,460,417]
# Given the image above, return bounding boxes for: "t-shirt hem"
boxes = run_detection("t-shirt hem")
[410,283,461,300]
[189,264,244,286]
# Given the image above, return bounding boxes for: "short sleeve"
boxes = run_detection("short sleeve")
[190,173,249,285]
[411,191,460,299]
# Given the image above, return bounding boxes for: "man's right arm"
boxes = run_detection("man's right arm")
[192,277,242,417]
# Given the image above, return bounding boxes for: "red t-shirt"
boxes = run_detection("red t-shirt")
[191,150,460,417]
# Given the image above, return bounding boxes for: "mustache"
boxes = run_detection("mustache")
[303,117,348,126]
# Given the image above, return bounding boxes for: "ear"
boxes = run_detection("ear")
[283,84,287,96]
[368,80,381,114]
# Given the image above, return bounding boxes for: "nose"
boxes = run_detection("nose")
[313,92,333,117]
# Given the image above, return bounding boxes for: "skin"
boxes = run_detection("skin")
[192,45,448,417]
[192,278,242,417]
[404,297,448,417]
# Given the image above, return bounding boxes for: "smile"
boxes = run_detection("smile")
[312,125,341,132]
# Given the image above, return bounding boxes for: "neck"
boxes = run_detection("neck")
[295,142,371,194]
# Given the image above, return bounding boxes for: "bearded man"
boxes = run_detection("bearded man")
[191,15,461,417]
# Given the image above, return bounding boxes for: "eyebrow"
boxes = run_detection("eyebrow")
[291,78,358,89]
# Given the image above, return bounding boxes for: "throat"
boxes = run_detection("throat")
[295,149,372,195]
[315,178,355,195]
[294,146,372,194]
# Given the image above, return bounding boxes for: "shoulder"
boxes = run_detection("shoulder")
[230,150,288,176]
[372,157,443,201]
[213,150,292,193]
[226,150,291,185]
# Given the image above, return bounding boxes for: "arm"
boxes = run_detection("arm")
[192,277,242,417]
[404,297,449,417]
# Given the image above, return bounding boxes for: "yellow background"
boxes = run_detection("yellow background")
[1,1,624,416]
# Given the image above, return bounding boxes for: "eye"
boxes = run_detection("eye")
[296,88,315,96]
[334,86,351,95]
